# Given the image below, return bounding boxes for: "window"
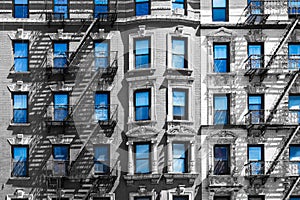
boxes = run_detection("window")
[172,38,187,69]
[134,90,151,121]
[214,197,230,200]
[214,145,230,175]
[289,145,300,175]
[13,0,28,18]
[248,43,263,69]
[173,143,188,173]
[248,196,264,200]
[173,90,188,120]
[288,95,300,123]
[173,196,189,200]
[288,44,300,70]
[248,95,264,124]
[13,41,28,72]
[94,0,109,18]
[12,146,28,177]
[95,41,109,69]
[134,143,151,174]
[94,145,110,174]
[172,0,186,14]
[95,92,110,121]
[288,0,300,16]
[53,42,68,69]
[93,198,110,200]
[213,43,229,72]
[248,145,264,175]
[134,39,150,69]
[212,0,228,21]
[135,0,150,16]
[54,93,69,121]
[134,197,151,200]
[53,0,69,19]
[290,197,300,200]
[13,93,28,123]
[248,0,263,15]
[53,145,69,176]
[213,95,229,125]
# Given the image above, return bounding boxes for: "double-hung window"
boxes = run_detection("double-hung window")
[172,0,186,14]
[54,93,69,121]
[173,89,188,120]
[13,0,28,18]
[13,41,29,72]
[214,145,230,175]
[12,146,28,177]
[288,95,300,123]
[289,145,300,175]
[248,43,263,69]
[173,143,188,173]
[53,145,69,176]
[53,0,69,19]
[53,42,68,69]
[173,196,189,200]
[94,41,109,69]
[248,195,265,200]
[134,89,151,121]
[248,0,263,15]
[213,94,229,125]
[95,92,110,121]
[248,145,264,175]
[94,0,109,18]
[135,0,150,16]
[172,38,187,69]
[213,43,229,72]
[288,43,300,70]
[134,39,150,69]
[288,0,300,16]
[135,143,151,174]
[94,145,110,174]
[13,93,28,123]
[212,0,228,21]
[248,95,264,124]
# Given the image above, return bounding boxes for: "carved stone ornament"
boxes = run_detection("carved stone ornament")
[49,81,74,92]
[47,135,75,144]
[7,81,31,92]
[207,27,237,42]
[207,130,237,143]
[245,29,267,42]
[126,126,160,140]
[7,135,36,146]
[8,29,36,40]
[166,125,196,137]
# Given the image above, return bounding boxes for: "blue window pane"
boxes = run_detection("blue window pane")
[173,159,185,173]
[173,143,186,173]
[135,144,150,173]
[94,5,109,18]
[212,9,226,21]
[54,94,68,121]
[290,146,300,161]
[213,0,226,7]
[15,59,28,72]
[14,110,27,123]
[248,44,262,69]
[13,94,27,123]
[215,146,228,160]
[54,6,68,19]
[14,94,27,109]
[14,42,28,72]
[136,144,150,159]
[54,43,68,68]
[136,2,149,16]
[289,44,300,69]
[214,96,228,110]
[249,146,262,161]
[136,55,149,69]
[214,44,228,72]
[14,5,28,18]
[135,91,149,106]
[15,0,28,3]
[173,91,186,119]
[291,197,300,200]
[94,146,109,173]
[172,39,186,68]
[54,146,69,160]
[13,147,28,177]
[289,0,300,14]
[214,95,228,125]
[135,160,150,173]
[214,146,229,175]
[135,91,150,120]
[173,196,189,200]
[135,39,150,68]
[95,93,109,121]
[172,3,184,10]
[172,55,185,69]
[135,107,149,120]
[214,60,227,72]
[249,96,262,106]
[248,146,263,175]
[54,0,68,3]
[95,42,109,69]
[289,96,300,110]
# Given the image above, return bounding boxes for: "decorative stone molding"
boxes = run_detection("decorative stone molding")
[7,81,31,92]
[126,126,160,140]
[8,29,36,41]
[90,193,115,200]
[47,135,75,144]
[166,125,196,136]
[6,189,33,200]
[168,186,195,200]
[48,29,74,40]
[244,84,268,94]
[206,73,236,88]
[7,135,36,146]
[128,187,157,200]
[207,130,237,143]
[90,29,112,40]
[49,82,74,92]
[245,29,267,42]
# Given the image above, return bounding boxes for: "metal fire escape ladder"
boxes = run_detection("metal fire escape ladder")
[283,176,300,200]
[265,126,300,176]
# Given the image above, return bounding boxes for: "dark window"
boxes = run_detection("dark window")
[53,93,69,121]
[134,89,151,121]
[172,0,186,14]
[13,93,28,123]
[288,43,300,70]
[53,145,69,176]
[134,143,151,174]
[94,145,110,174]
[94,0,109,18]
[288,95,300,123]
[213,94,229,125]
[290,197,300,200]
[94,41,109,69]
[214,145,230,175]
[213,43,229,72]
[212,0,228,21]
[93,198,110,200]
[248,43,263,69]
[172,38,187,68]
[173,143,188,173]
[53,0,69,19]
[134,38,150,69]
[12,146,28,177]
[95,92,110,121]
[248,196,265,200]
[173,196,189,200]
[53,42,68,69]
[173,89,188,120]
[134,197,151,200]
[288,0,300,16]
[289,145,300,175]
[214,197,230,200]
[248,95,264,124]
[13,0,28,18]
[13,41,28,72]
[135,0,150,16]
[248,145,264,175]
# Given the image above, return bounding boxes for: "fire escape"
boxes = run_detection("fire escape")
[242,1,300,198]
[43,6,119,199]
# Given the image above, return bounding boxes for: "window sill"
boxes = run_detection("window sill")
[9,122,31,128]
[164,173,198,184]
[208,174,239,186]
[165,68,193,76]
[126,68,156,78]
[166,120,194,128]
[123,173,161,185]
[9,71,30,75]
[9,177,30,181]
[207,72,236,76]
[128,120,157,126]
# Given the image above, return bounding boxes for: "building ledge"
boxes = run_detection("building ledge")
[123,173,161,185]
[126,68,156,78]
[9,123,31,128]
[165,68,193,76]
[164,173,198,184]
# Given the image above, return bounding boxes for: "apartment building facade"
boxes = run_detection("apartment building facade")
[0,0,300,200]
